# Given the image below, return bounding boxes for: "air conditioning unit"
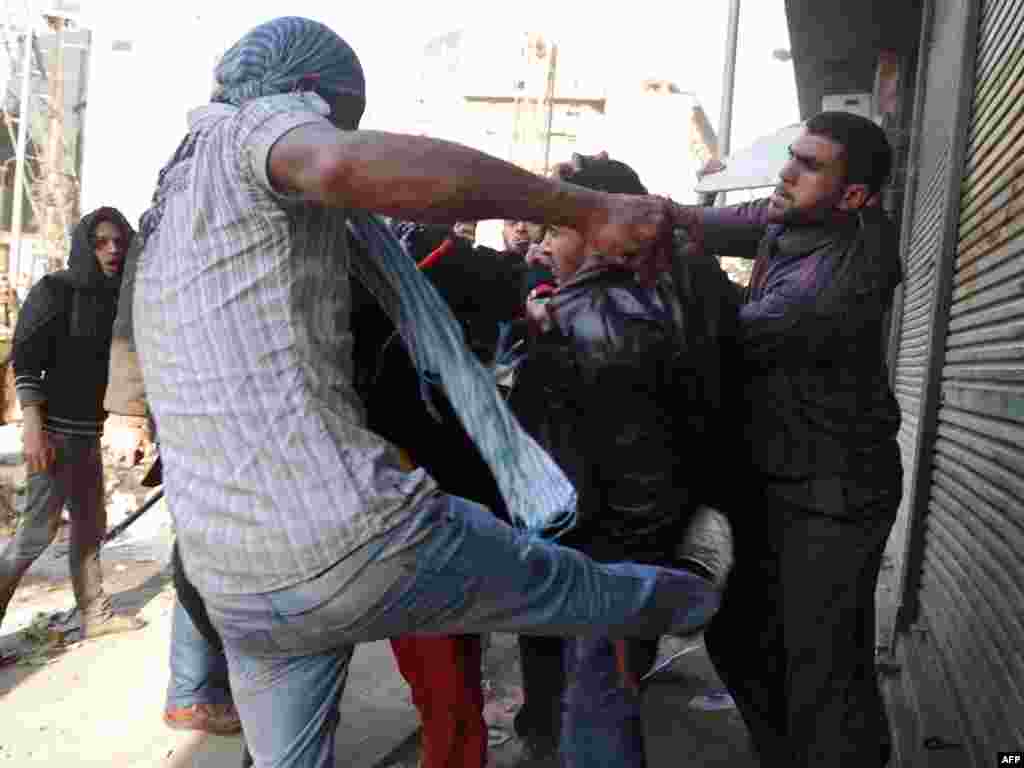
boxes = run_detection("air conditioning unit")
[821,93,872,120]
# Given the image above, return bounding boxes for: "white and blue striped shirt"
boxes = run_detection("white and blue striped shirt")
[134,93,436,596]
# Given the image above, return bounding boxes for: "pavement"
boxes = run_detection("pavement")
[0,560,422,768]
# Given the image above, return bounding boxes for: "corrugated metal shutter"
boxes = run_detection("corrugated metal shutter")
[913,0,1024,761]
[890,0,974,607]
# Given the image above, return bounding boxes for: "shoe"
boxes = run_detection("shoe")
[675,506,733,589]
[80,614,147,640]
[164,702,243,735]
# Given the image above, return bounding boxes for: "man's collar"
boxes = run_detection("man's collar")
[188,102,236,130]
[774,212,859,259]
[187,92,332,130]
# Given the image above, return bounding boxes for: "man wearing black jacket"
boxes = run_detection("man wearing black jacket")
[510,155,737,768]
[0,208,144,639]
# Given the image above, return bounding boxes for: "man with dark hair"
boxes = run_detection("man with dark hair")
[132,17,717,768]
[673,111,902,767]
[803,111,894,194]
[0,208,145,639]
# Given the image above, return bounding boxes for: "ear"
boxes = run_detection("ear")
[837,183,872,212]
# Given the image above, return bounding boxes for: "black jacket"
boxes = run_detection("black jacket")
[12,208,134,436]
[389,221,552,361]
[509,260,739,564]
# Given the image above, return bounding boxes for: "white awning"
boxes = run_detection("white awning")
[695,123,805,194]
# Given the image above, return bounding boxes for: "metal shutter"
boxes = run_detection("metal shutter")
[916,0,1024,761]
[891,0,977,611]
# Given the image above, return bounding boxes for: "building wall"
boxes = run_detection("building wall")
[415,29,715,203]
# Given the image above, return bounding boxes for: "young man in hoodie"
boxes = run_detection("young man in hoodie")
[0,207,145,639]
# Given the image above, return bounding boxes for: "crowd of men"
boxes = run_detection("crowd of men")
[0,15,903,768]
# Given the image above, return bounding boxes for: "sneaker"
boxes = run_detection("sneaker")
[164,702,243,735]
[80,614,147,640]
[675,506,733,589]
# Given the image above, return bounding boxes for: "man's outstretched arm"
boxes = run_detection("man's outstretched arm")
[267,124,669,261]
[672,199,773,261]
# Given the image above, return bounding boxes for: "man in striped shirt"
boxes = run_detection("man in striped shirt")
[134,18,721,768]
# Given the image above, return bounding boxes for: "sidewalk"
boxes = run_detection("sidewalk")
[0,568,420,768]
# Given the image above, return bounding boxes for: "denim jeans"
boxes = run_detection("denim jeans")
[166,598,232,710]
[198,493,717,768]
[560,635,659,768]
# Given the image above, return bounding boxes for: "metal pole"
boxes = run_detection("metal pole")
[43,14,66,273]
[9,19,33,282]
[542,43,558,175]
[717,0,741,205]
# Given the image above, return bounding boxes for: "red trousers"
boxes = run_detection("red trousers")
[390,635,488,768]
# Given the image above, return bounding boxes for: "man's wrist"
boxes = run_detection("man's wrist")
[21,403,44,423]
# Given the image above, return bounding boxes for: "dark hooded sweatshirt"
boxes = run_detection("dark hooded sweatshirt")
[12,207,134,437]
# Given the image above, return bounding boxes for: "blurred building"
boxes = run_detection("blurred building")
[0,0,92,288]
[411,28,717,201]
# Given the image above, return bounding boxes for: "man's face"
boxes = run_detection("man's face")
[93,220,127,278]
[329,92,366,131]
[541,225,586,285]
[769,131,848,224]
[503,220,545,256]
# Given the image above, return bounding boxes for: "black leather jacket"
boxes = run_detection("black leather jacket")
[510,263,739,564]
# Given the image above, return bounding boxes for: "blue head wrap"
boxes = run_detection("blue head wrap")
[213,17,365,113]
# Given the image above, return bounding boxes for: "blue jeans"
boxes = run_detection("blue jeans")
[200,494,718,768]
[561,635,659,768]
[166,598,232,709]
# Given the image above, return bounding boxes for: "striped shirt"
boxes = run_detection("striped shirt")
[134,93,437,596]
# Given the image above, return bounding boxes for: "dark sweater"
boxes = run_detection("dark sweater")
[349,231,510,518]
[12,208,133,437]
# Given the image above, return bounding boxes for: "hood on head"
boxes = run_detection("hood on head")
[68,207,135,288]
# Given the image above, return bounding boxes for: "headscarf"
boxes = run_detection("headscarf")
[140,17,364,241]
[139,17,577,537]
[212,16,365,110]
[12,207,133,350]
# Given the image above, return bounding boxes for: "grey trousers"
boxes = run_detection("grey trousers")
[0,433,111,626]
